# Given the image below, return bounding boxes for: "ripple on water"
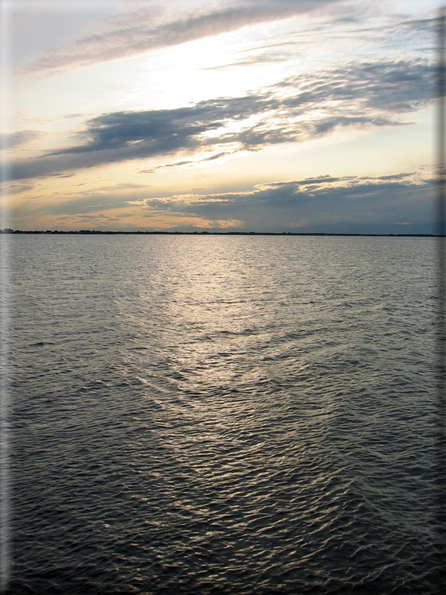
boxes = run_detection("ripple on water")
[8,235,440,593]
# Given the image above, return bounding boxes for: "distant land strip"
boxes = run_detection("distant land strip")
[1,229,442,237]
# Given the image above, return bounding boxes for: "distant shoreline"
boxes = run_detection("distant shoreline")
[0,229,442,237]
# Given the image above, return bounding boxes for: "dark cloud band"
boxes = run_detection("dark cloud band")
[9,59,433,181]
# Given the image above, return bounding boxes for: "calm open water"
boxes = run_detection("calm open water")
[4,234,441,593]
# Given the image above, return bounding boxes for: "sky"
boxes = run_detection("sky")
[0,0,440,233]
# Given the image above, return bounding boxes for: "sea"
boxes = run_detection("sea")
[2,233,443,593]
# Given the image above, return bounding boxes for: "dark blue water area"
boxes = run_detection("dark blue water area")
[4,235,443,593]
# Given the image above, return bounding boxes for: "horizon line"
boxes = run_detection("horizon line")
[1,229,442,237]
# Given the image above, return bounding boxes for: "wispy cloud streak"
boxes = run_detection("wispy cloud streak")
[24,0,341,74]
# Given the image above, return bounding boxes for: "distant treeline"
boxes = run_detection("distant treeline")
[0,229,440,237]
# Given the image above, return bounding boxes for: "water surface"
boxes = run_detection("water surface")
[8,235,438,593]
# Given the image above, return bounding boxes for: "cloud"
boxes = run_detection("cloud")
[0,130,43,151]
[137,172,433,232]
[202,50,291,71]
[9,58,433,181]
[277,59,433,113]
[139,151,234,173]
[1,182,35,194]
[9,170,433,233]
[24,0,341,74]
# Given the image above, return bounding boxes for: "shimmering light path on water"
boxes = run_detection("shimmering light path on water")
[8,235,438,593]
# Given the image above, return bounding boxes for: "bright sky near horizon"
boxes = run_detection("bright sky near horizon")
[0,0,440,232]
